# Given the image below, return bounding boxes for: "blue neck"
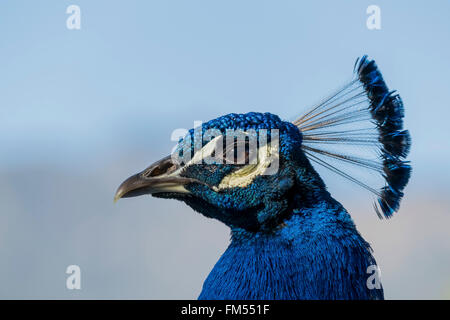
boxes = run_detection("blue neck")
[198,197,384,300]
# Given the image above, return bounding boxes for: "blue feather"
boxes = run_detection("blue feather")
[356,55,412,218]
[199,203,383,300]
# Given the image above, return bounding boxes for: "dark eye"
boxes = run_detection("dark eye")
[223,139,250,165]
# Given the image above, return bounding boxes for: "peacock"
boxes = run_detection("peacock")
[114,56,411,299]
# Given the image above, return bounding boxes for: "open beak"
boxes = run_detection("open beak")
[114,155,196,202]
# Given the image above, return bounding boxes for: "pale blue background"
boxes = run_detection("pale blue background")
[1,0,449,299]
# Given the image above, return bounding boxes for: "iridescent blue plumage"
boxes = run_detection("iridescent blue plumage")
[199,209,382,299]
[178,112,384,299]
[115,56,411,300]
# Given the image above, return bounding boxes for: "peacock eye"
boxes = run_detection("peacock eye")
[223,140,250,165]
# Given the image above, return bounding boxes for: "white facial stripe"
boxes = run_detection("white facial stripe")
[189,135,223,165]
[168,135,223,177]
[168,131,279,191]
[216,142,279,190]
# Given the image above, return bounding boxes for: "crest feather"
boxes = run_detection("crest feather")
[294,55,411,218]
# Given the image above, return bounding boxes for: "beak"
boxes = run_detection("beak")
[114,155,196,202]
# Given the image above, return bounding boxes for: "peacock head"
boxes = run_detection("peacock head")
[114,112,325,232]
[114,56,412,232]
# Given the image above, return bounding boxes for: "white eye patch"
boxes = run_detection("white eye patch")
[169,135,222,173]
[215,142,279,190]
[188,135,224,166]
[169,130,280,190]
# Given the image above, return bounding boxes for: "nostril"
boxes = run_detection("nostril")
[151,162,173,176]
[143,158,178,177]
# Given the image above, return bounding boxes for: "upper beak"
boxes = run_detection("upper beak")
[114,155,196,202]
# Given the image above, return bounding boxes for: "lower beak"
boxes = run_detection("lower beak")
[114,156,196,202]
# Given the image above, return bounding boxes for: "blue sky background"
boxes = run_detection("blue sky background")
[0,0,449,299]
